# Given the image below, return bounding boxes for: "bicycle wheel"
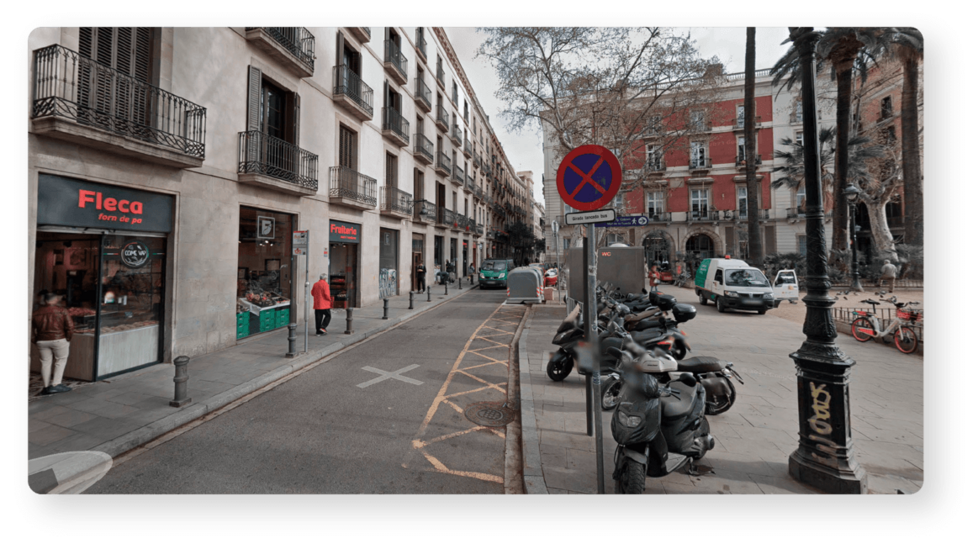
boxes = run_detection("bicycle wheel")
[851,318,874,342]
[893,326,919,354]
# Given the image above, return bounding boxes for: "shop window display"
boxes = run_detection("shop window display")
[237,207,294,338]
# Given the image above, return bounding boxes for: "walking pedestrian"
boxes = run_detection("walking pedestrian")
[878,259,898,293]
[468,262,475,284]
[311,273,332,336]
[32,292,73,395]
[415,259,426,292]
[649,263,660,291]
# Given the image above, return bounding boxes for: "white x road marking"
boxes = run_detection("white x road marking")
[357,364,424,389]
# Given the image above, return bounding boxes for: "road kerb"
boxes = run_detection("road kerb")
[504,305,530,494]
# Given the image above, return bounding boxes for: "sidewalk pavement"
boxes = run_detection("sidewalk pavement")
[28,283,477,466]
[519,286,924,494]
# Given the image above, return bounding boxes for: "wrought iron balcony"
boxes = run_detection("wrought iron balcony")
[333,65,374,121]
[415,28,427,62]
[476,224,484,236]
[450,125,462,146]
[31,44,206,167]
[461,215,474,233]
[436,152,451,176]
[689,158,713,171]
[441,207,458,230]
[646,158,665,172]
[414,199,436,224]
[464,138,472,158]
[465,175,475,193]
[328,166,377,210]
[380,186,414,218]
[731,209,770,221]
[414,78,432,112]
[245,27,315,77]
[238,131,318,194]
[736,154,762,167]
[787,206,807,218]
[494,203,505,215]
[382,108,409,147]
[453,165,465,185]
[647,211,672,223]
[733,114,762,129]
[347,27,371,43]
[436,105,449,131]
[383,40,408,85]
[688,208,719,222]
[436,62,445,89]
[473,154,481,169]
[413,133,434,164]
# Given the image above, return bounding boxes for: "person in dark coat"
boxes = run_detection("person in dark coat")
[32,293,74,394]
[415,259,426,292]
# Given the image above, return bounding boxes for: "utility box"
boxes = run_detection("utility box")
[568,246,646,302]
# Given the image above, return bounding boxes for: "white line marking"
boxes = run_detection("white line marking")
[357,364,424,388]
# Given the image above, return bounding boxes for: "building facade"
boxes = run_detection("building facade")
[27,26,522,380]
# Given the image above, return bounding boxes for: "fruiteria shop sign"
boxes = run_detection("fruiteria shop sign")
[329,221,360,243]
[37,174,174,233]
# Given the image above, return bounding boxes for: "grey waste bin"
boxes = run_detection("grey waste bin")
[506,267,544,304]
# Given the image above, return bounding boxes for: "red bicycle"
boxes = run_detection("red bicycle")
[850,294,921,354]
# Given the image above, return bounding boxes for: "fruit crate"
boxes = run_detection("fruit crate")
[236,312,250,339]
[275,307,290,329]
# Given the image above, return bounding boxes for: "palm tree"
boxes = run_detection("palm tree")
[745,27,762,265]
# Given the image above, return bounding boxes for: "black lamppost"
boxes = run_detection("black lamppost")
[844,184,863,292]
[786,28,867,494]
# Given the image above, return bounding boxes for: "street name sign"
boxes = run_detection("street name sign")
[555,145,622,212]
[596,214,648,228]
[565,209,616,225]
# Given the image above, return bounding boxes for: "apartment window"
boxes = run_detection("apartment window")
[736,105,745,127]
[881,96,893,119]
[452,81,458,106]
[797,235,807,256]
[737,187,748,219]
[414,169,425,202]
[886,126,897,145]
[795,131,803,146]
[607,233,625,246]
[386,152,397,187]
[796,189,806,212]
[564,203,576,215]
[690,141,706,168]
[613,193,624,211]
[646,143,663,170]
[737,134,757,162]
[563,238,571,250]
[647,191,664,218]
[339,125,358,170]
[794,100,803,124]
[646,114,662,134]
[691,110,706,132]
[464,100,469,122]
[690,188,709,218]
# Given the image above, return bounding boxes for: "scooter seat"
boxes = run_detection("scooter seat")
[661,382,696,418]
[676,357,724,374]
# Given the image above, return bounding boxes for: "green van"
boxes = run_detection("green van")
[479,258,515,289]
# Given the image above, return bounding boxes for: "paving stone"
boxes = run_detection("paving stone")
[30,424,76,447]
[43,409,98,428]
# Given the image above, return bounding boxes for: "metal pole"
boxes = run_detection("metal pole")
[169,356,191,408]
[382,298,389,320]
[286,323,298,357]
[409,290,414,310]
[787,27,865,494]
[850,203,863,292]
[344,306,353,335]
[427,286,431,302]
[582,232,592,437]
[586,222,605,494]
[303,254,309,354]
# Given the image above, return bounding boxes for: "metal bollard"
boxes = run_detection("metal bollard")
[445,282,449,295]
[286,323,298,357]
[458,277,462,290]
[427,286,431,302]
[344,307,353,334]
[409,290,414,310]
[382,298,389,320]
[470,275,474,286]
[169,356,192,408]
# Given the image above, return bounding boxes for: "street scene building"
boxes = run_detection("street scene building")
[27,27,529,379]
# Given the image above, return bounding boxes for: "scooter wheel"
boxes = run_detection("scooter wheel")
[706,377,736,415]
[601,378,623,410]
[670,345,687,361]
[621,459,646,494]
[546,351,573,382]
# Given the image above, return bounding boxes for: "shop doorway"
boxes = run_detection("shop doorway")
[330,242,359,308]
[643,230,673,267]
[412,233,425,291]
[32,231,167,380]
[379,228,399,298]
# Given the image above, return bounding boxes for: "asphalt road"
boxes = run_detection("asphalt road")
[87,288,514,494]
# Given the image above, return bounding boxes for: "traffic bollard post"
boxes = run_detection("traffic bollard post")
[169,356,192,408]
[344,307,353,334]
[458,277,462,290]
[427,287,431,302]
[409,291,414,310]
[382,298,389,320]
[286,323,298,357]
[445,282,448,295]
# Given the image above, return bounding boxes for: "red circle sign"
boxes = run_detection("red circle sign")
[556,145,622,212]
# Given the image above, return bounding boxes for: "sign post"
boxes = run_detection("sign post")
[293,230,309,353]
[556,144,622,495]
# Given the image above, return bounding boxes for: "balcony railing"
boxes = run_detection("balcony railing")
[437,63,445,88]
[688,208,719,222]
[245,27,315,74]
[476,224,484,236]
[328,166,377,208]
[646,159,665,172]
[382,108,409,144]
[451,124,462,145]
[415,28,427,61]
[689,158,713,170]
[733,209,770,221]
[437,152,451,174]
[647,211,671,222]
[736,154,763,166]
[333,65,374,119]
[32,45,207,160]
[466,175,475,192]
[380,186,414,217]
[414,78,432,110]
[436,105,449,130]
[733,114,762,129]
[414,199,436,223]
[464,138,472,157]
[383,40,408,82]
[413,133,434,162]
[453,165,465,185]
[440,207,456,228]
[238,131,318,191]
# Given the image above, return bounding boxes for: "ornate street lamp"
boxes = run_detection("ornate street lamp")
[786,28,867,493]
[844,184,863,292]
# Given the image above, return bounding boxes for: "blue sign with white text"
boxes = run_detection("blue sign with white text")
[596,215,649,228]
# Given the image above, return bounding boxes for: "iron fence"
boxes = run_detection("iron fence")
[415,77,432,109]
[414,199,436,223]
[246,27,315,73]
[381,186,414,216]
[414,133,434,161]
[436,105,449,128]
[328,166,377,207]
[382,108,409,142]
[437,152,451,173]
[238,131,318,190]
[333,65,374,117]
[32,44,207,159]
[453,165,465,184]
[384,40,408,80]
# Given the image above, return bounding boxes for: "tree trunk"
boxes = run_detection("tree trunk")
[745,27,762,266]
[830,56,855,259]
[864,199,899,262]
[900,52,923,248]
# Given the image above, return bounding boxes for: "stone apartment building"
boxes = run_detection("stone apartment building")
[27,26,526,381]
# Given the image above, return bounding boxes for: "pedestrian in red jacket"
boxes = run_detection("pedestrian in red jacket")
[312,274,332,335]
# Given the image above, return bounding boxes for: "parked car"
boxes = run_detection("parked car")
[694,258,775,314]
[544,268,558,287]
[479,258,515,289]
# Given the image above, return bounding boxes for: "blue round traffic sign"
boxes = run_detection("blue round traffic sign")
[556,145,622,212]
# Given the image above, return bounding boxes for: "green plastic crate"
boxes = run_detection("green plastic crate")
[236,312,250,339]
[276,307,290,328]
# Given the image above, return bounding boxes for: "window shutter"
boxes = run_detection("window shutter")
[247,66,262,132]
[336,32,345,67]
[293,92,301,145]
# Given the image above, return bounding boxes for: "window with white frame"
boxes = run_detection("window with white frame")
[607,233,625,246]
[613,193,624,211]
[647,190,664,219]
[647,114,662,134]
[563,238,571,250]
[795,131,803,146]
[691,110,706,132]
[736,105,745,127]
[737,134,757,163]
[646,143,663,170]
[564,203,576,215]
[794,100,803,124]
[737,187,748,219]
[690,141,706,168]
[796,189,806,213]
[690,188,709,218]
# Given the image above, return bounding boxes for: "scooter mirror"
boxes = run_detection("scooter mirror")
[678,372,697,387]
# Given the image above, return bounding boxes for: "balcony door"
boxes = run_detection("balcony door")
[77,27,157,131]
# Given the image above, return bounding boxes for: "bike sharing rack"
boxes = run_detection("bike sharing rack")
[556,144,623,494]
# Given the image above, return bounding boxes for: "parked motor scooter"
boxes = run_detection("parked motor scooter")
[609,345,715,494]
[546,301,628,382]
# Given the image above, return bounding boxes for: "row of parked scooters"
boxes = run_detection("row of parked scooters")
[546,282,744,493]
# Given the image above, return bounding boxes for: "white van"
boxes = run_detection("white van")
[693,258,775,314]
[771,269,800,306]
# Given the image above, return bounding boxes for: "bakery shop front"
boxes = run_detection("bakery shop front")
[32,174,174,381]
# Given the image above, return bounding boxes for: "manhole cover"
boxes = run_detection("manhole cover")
[464,401,516,427]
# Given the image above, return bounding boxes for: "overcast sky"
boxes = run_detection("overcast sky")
[444,27,792,205]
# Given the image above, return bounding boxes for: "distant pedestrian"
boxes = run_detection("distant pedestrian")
[416,259,426,292]
[468,262,475,284]
[649,264,660,291]
[312,273,332,336]
[878,259,898,293]
[32,293,73,395]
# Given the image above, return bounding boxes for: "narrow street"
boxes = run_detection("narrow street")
[86,290,520,494]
